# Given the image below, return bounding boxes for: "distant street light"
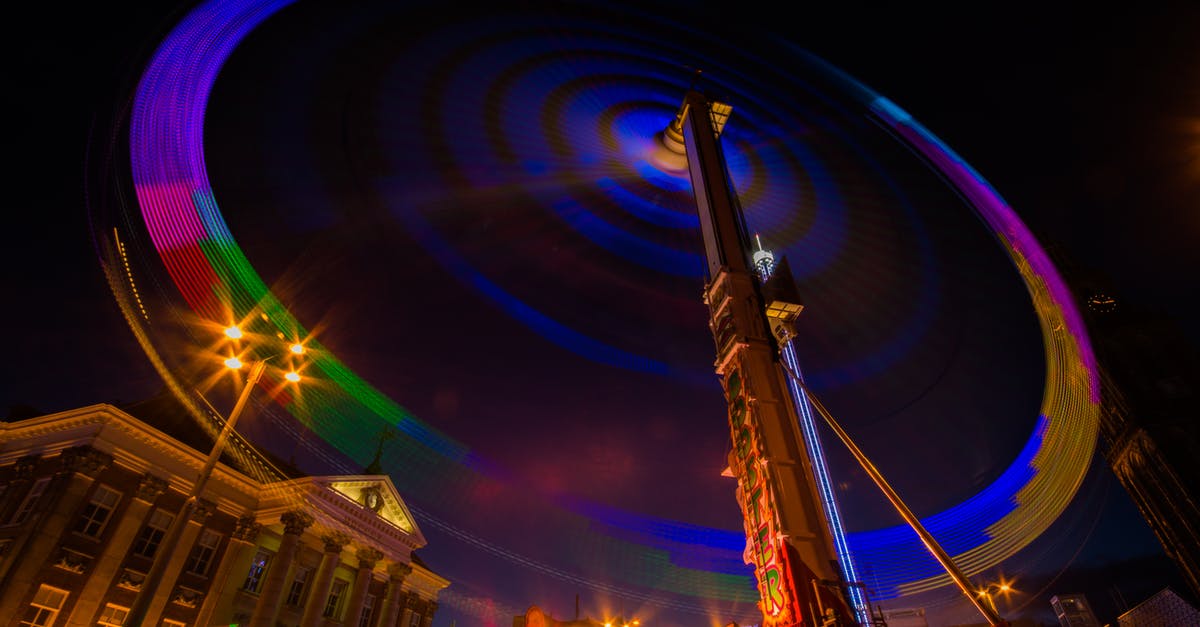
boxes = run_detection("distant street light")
[124,326,304,626]
[978,581,1015,615]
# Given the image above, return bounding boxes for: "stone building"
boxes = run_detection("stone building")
[0,403,448,627]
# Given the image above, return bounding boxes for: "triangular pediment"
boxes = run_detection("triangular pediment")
[326,476,419,535]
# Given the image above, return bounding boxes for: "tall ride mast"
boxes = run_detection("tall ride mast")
[670,90,854,626]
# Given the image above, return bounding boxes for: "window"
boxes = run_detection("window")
[132,509,174,558]
[18,584,68,627]
[161,620,186,627]
[185,529,222,576]
[285,566,311,606]
[75,485,122,538]
[409,611,422,627]
[97,603,129,627]
[358,594,376,627]
[242,549,272,593]
[323,579,348,618]
[10,477,50,525]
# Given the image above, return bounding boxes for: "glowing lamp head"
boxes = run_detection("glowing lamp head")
[289,343,305,355]
[224,357,243,370]
[284,371,301,383]
[224,326,243,339]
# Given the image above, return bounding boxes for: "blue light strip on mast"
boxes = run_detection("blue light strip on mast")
[758,253,869,625]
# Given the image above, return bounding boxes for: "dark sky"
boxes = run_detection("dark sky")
[6,2,1199,626]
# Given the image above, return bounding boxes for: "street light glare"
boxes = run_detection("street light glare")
[290,343,305,355]
[285,371,301,383]
[224,326,243,339]
[224,357,243,369]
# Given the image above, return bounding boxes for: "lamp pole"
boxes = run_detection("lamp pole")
[125,358,269,626]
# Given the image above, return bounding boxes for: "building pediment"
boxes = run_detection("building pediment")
[258,475,426,556]
[326,477,417,534]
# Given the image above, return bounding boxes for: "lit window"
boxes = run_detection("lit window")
[285,566,311,606]
[132,509,174,558]
[185,529,222,576]
[18,584,68,627]
[97,603,130,627]
[161,620,186,627]
[358,594,376,627]
[10,478,51,525]
[75,485,122,538]
[242,549,273,593]
[323,579,348,618]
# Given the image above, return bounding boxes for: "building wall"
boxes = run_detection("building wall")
[0,405,447,627]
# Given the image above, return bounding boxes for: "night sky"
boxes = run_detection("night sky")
[6,2,1199,626]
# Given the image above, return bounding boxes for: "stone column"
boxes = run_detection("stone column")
[375,563,411,627]
[343,547,383,627]
[249,510,314,627]
[196,514,262,627]
[299,532,350,627]
[420,602,437,627]
[65,474,167,627]
[142,498,216,626]
[0,447,110,621]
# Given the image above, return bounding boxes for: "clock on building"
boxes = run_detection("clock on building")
[1087,293,1117,313]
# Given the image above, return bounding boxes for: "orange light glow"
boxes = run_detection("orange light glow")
[289,343,305,355]
[223,326,243,339]
[224,357,243,369]
[284,371,301,383]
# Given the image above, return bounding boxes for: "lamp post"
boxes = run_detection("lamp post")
[977,582,1013,616]
[125,327,303,626]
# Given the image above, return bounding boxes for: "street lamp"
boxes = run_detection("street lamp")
[977,581,1014,616]
[124,326,303,626]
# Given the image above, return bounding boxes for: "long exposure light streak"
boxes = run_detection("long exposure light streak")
[110,0,1102,612]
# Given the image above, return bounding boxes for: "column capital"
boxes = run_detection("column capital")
[232,514,262,542]
[59,446,111,477]
[136,474,168,502]
[321,532,351,553]
[355,547,384,569]
[14,455,39,479]
[281,510,315,535]
[388,562,413,582]
[191,498,216,522]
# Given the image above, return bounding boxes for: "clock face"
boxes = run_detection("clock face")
[1087,293,1117,313]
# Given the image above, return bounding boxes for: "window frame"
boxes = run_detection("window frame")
[18,584,68,627]
[10,477,51,525]
[358,593,376,627]
[185,528,222,576]
[132,508,174,559]
[285,565,312,607]
[242,549,273,593]
[97,603,130,627]
[323,579,349,618]
[74,484,122,538]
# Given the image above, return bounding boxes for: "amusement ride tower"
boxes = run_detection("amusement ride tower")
[663,90,856,626]
[663,89,1011,627]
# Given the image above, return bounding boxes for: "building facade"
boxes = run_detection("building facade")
[1075,279,1200,600]
[1050,593,1101,627]
[0,403,448,627]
